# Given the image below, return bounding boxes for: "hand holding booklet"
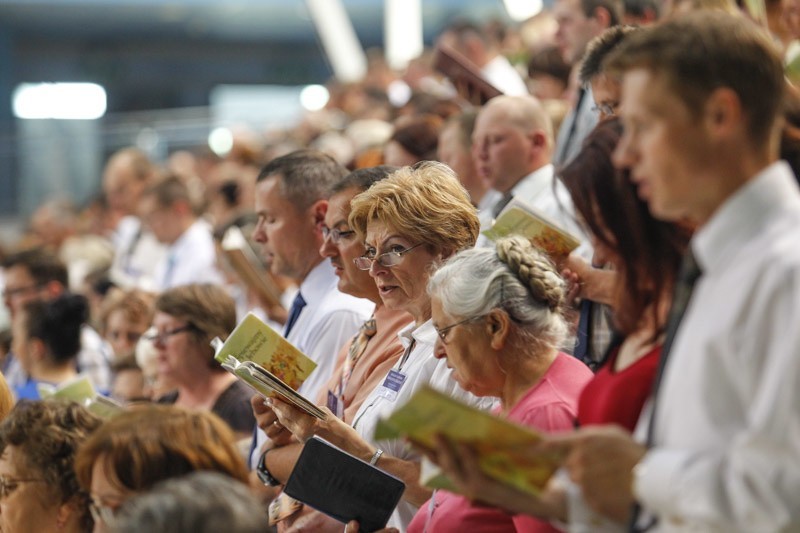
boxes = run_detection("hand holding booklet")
[482,196,581,264]
[283,436,405,533]
[212,312,325,419]
[374,386,565,498]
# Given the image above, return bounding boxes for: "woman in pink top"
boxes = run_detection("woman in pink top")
[405,235,594,533]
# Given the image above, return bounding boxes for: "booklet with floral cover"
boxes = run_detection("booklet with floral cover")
[212,312,325,420]
[482,196,581,264]
[374,386,564,497]
[38,375,124,418]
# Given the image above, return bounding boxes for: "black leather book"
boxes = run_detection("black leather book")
[283,436,405,533]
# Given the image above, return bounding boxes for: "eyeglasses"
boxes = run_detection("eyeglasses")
[591,101,619,117]
[142,324,195,344]
[89,500,120,527]
[434,315,483,344]
[353,243,423,271]
[1,284,43,299]
[321,226,356,244]
[0,476,46,499]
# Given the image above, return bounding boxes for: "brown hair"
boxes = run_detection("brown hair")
[390,114,444,162]
[605,11,785,148]
[0,400,103,532]
[154,284,236,371]
[349,162,480,257]
[560,119,689,336]
[99,288,155,337]
[75,405,248,495]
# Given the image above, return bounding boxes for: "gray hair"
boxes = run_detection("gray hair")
[428,236,568,352]
[110,472,266,533]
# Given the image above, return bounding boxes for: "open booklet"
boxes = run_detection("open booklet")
[212,312,326,420]
[221,225,285,310]
[374,386,565,497]
[38,375,124,418]
[482,196,581,264]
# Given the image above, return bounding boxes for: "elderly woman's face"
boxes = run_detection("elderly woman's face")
[364,219,439,323]
[0,445,60,532]
[431,296,504,398]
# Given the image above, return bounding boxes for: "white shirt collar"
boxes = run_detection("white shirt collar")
[510,163,555,201]
[297,260,339,307]
[693,161,800,275]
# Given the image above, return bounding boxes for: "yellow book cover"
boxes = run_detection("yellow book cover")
[38,375,124,418]
[374,386,564,497]
[213,312,317,391]
[482,198,580,264]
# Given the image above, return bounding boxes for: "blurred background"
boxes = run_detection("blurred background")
[0,0,551,235]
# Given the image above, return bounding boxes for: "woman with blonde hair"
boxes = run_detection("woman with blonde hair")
[257,162,493,531]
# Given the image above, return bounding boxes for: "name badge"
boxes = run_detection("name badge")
[327,390,344,419]
[377,369,407,402]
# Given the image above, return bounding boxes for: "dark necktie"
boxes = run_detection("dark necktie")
[492,192,514,218]
[556,86,587,165]
[629,250,702,532]
[283,292,307,337]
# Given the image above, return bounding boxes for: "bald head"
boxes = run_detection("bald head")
[472,96,554,193]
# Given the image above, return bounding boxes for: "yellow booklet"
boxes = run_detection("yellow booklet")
[38,375,124,418]
[482,197,580,264]
[212,313,325,419]
[374,386,564,497]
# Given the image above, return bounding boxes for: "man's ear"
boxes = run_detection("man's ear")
[704,87,742,139]
[310,199,329,231]
[485,308,511,350]
[592,6,613,27]
[42,280,65,300]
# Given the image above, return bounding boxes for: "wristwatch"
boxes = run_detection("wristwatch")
[256,448,281,487]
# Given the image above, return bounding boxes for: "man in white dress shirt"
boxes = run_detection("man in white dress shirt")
[248,150,373,468]
[472,95,585,245]
[102,147,166,290]
[139,176,224,291]
[549,13,800,531]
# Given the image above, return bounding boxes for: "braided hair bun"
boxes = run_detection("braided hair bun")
[496,236,565,311]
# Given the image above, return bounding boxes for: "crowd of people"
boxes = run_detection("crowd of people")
[1,0,799,532]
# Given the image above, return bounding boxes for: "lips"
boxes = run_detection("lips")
[378,285,398,295]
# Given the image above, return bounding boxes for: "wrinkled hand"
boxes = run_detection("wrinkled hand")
[269,397,333,443]
[344,520,398,533]
[250,394,293,447]
[284,509,343,533]
[542,425,645,523]
[423,434,566,520]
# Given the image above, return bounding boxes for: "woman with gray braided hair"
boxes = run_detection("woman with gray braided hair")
[404,235,594,533]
